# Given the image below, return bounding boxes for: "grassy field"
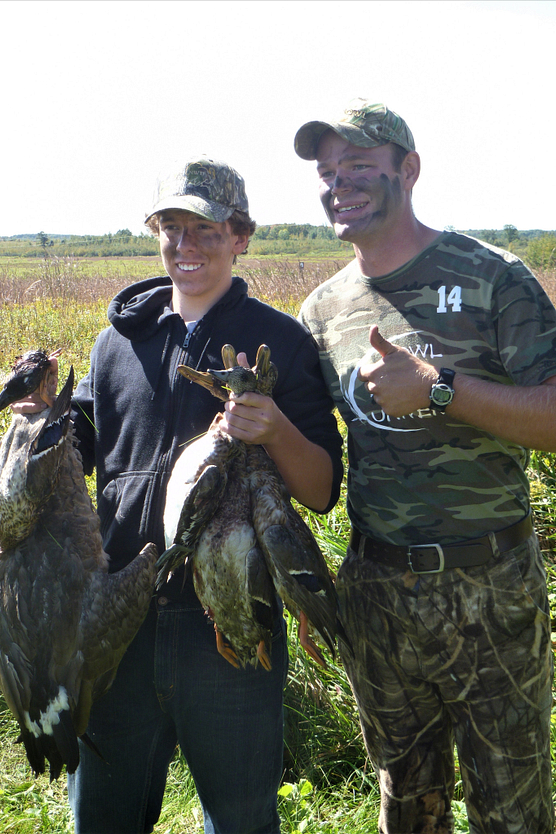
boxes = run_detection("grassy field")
[0,256,555,833]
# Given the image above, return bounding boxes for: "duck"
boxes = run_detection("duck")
[186,437,276,671]
[159,344,338,670]
[160,347,275,670]
[0,353,158,780]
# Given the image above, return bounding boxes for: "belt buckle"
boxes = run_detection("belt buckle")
[407,543,445,574]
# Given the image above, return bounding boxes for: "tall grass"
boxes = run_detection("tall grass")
[0,256,555,833]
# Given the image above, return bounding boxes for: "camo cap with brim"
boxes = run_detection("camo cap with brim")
[145,156,249,225]
[294,99,415,160]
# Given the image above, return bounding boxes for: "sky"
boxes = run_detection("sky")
[1,0,555,237]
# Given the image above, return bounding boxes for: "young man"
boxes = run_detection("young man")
[295,99,556,833]
[64,156,343,833]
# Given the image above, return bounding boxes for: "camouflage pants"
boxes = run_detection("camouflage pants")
[337,532,554,834]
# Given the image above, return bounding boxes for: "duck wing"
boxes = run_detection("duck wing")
[0,536,157,779]
[247,444,337,664]
[74,541,157,733]
[0,527,89,780]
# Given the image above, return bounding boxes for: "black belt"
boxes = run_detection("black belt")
[349,514,533,574]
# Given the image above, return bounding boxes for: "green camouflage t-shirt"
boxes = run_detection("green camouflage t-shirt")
[300,232,556,545]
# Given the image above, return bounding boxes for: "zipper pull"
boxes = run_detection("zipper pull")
[183,321,199,350]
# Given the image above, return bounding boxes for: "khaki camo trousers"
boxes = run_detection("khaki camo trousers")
[337,532,554,834]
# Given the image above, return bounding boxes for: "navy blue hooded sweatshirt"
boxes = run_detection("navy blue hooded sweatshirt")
[72,275,343,585]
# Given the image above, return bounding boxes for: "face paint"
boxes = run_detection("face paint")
[316,132,406,243]
[158,210,246,315]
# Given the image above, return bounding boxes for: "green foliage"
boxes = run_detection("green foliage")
[529,451,556,543]
[250,225,351,258]
[0,233,160,259]
[461,227,556,264]
[525,234,556,271]
[2,226,556,263]
[0,257,555,833]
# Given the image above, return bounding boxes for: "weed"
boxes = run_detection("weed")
[0,258,555,833]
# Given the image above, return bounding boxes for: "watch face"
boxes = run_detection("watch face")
[431,383,453,406]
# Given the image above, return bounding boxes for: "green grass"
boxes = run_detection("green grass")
[0,257,555,833]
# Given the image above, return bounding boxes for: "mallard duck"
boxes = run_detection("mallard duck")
[188,437,276,670]
[0,356,158,780]
[159,344,337,669]
[160,347,275,670]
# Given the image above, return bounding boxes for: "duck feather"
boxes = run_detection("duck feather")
[159,344,338,670]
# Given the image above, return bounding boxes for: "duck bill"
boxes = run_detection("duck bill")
[177,365,230,401]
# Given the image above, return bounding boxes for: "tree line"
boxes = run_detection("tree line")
[1,224,555,268]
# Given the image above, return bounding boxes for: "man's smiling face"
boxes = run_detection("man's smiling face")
[158,210,247,313]
[316,131,405,244]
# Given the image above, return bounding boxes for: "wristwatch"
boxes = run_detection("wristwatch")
[429,368,455,412]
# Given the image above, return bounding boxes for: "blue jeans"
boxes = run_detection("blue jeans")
[68,589,288,834]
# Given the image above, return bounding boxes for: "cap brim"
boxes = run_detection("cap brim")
[145,195,234,225]
[294,119,389,160]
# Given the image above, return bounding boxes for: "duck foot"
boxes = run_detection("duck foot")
[299,611,327,668]
[215,626,241,669]
[256,639,272,672]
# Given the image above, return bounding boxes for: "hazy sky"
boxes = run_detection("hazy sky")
[2,0,555,237]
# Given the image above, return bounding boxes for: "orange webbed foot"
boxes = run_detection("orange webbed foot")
[215,626,241,669]
[298,610,327,668]
[256,639,272,671]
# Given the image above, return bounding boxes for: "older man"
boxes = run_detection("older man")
[295,99,556,833]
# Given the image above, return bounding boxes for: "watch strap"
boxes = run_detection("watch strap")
[430,367,455,412]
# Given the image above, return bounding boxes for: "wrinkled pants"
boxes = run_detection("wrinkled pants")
[337,532,554,834]
[68,593,287,834]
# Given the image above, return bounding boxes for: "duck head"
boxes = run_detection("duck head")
[177,344,278,400]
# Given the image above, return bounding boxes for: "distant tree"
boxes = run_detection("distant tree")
[36,231,50,251]
[477,230,499,244]
[504,224,518,244]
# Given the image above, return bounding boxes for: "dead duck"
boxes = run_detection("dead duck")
[159,344,337,669]
[0,356,157,780]
[160,347,276,670]
[187,436,276,671]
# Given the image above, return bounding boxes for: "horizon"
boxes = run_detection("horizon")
[3,224,556,242]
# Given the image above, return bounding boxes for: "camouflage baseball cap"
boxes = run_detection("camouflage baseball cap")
[145,156,249,224]
[294,99,415,160]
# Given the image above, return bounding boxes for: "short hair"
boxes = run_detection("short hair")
[390,142,409,172]
[228,210,257,255]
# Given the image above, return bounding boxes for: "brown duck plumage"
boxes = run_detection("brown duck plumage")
[158,344,338,670]
[0,358,157,780]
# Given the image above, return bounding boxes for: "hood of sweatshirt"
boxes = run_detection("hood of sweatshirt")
[106,274,249,342]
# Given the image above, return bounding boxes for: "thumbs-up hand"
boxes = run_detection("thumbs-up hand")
[359,325,437,417]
